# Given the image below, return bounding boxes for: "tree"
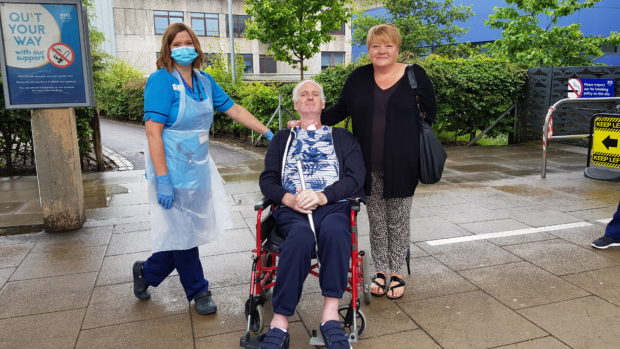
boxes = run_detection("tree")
[485,0,620,67]
[352,0,473,56]
[244,0,353,79]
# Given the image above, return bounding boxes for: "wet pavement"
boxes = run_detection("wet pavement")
[1,142,619,348]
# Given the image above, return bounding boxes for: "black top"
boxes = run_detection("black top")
[259,127,366,205]
[322,64,437,198]
[371,80,399,167]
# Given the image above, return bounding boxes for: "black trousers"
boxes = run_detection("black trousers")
[271,201,351,317]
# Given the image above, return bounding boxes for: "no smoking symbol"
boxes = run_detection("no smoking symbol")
[47,42,75,68]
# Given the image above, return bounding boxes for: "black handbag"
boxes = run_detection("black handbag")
[407,64,447,184]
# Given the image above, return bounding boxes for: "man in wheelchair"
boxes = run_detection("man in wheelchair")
[258,80,365,349]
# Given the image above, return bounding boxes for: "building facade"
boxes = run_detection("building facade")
[92,0,353,79]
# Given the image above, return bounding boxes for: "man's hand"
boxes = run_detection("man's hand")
[296,189,327,210]
[281,190,327,214]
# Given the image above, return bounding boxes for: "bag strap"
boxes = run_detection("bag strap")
[407,64,426,121]
[407,64,418,89]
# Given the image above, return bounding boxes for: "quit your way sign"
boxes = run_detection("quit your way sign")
[0,1,92,108]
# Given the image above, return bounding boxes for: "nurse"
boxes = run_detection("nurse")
[132,22,274,315]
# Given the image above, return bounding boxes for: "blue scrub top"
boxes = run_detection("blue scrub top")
[143,68,234,127]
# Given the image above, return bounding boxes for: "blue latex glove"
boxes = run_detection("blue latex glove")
[263,129,274,142]
[156,174,174,209]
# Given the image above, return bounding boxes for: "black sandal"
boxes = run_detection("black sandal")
[386,275,406,300]
[370,273,387,297]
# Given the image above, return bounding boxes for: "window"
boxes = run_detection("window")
[321,51,344,70]
[191,13,219,37]
[259,55,276,73]
[240,54,253,73]
[203,53,216,67]
[225,15,249,38]
[331,23,345,35]
[154,11,183,35]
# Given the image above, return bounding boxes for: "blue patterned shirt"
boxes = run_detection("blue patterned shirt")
[282,126,339,194]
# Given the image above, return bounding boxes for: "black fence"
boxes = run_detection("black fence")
[517,66,620,142]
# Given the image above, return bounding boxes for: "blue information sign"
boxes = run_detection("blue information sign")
[0,0,94,109]
[581,78,615,98]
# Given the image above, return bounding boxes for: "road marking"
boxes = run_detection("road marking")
[426,222,593,246]
[596,218,612,224]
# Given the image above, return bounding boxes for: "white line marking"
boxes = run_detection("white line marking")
[596,218,612,224]
[426,222,593,246]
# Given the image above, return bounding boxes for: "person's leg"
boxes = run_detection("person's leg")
[172,247,209,300]
[316,202,351,322]
[367,169,389,295]
[270,207,315,327]
[142,251,176,287]
[385,195,413,299]
[604,201,620,239]
[592,201,620,249]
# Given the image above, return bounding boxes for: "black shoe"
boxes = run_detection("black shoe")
[194,290,217,315]
[592,235,620,249]
[132,261,150,300]
[320,320,352,349]
[259,327,290,349]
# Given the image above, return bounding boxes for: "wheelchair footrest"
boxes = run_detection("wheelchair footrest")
[240,332,261,349]
[309,330,325,346]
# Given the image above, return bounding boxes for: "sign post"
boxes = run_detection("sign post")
[0,0,94,231]
[585,114,620,181]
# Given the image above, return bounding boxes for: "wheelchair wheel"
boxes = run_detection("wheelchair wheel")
[361,251,372,305]
[249,303,264,334]
[338,305,366,339]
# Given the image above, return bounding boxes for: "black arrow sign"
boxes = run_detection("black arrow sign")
[602,135,618,150]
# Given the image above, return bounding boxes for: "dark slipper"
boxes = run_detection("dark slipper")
[386,275,406,300]
[370,273,387,297]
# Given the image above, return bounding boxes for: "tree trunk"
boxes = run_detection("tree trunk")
[300,58,304,80]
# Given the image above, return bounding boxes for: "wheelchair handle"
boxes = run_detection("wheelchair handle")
[254,197,274,211]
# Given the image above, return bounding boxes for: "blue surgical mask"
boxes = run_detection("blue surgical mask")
[171,46,198,66]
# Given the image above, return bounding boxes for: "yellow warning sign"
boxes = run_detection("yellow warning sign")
[592,116,620,168]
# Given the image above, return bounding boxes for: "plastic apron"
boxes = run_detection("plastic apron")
[145,69,232,252]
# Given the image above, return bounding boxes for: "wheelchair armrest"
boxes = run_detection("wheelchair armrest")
[347,197,363,212]
[254,197,274,211]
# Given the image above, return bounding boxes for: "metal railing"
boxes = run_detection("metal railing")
[541,97,620,178]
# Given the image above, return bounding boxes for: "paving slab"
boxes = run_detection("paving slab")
[419,240,522,271]
[459,261,590,309]
[10,245,106,281]
[400,290,547,349]
[0,272,96,318]
[401,256,477,302]
[76,313,193,349]
[562,266,620,305]
[518,296,620,349]
[355,329,442,349]
[83,277,188,329]
[504,239,618,276]
[0,267,14,289]
[0,308,85,348]
[493,337,571,349]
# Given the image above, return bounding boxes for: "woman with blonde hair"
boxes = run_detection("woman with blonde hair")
[322,24,437,300]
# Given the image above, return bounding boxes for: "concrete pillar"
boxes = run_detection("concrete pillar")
[31,108,85,231]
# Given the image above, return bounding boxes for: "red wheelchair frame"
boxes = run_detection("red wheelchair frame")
[240,197,371,348]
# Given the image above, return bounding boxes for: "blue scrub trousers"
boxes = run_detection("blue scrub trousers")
[271,201,351,317]
[142,247,209,301]
[605,201,620,239]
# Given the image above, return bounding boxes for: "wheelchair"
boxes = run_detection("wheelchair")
[240,197,372,348]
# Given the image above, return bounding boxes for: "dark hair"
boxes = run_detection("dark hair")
[156,22,203,71]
